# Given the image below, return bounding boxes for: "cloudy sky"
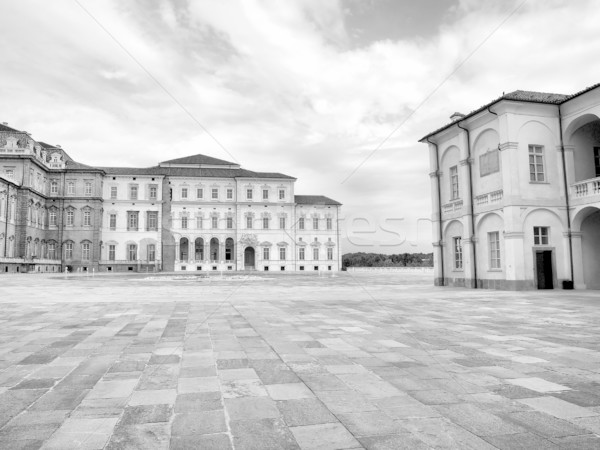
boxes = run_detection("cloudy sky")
[1,0,598,253]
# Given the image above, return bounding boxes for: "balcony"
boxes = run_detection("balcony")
[475,189,503,207]
[570,177,600,206]
[442,199,463,215]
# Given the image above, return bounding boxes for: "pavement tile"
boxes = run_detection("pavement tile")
[175,392,223,412]
[106,422,170,449]
[549,433,600,449]
[290,422,359,450]
[483,432,559,449]
[518,396,600,419]
[265,383,315,400]
[224,396,280,420]
[170,433,232,450]
[276,399,337,426]
[358,434,431,450]
[119,404,172,425]
[178,376,220,393]
[434,403,525,436]
[171,410,227,435]
[128,389,177,406]
[507,377,571,393]
[338,411,404,436]
[222,378,268,398]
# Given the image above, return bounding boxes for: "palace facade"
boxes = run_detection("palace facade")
[421,83,600,290]
[0,123,341,273]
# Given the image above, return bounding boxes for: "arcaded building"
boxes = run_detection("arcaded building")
[421,83,600,290]
[0,123,341,273]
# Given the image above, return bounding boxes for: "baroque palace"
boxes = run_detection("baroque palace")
[0,123,341,273]
[421,83,600,290]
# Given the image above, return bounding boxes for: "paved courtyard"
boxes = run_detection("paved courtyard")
[0,271,599,449]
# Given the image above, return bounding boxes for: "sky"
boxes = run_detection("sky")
[1,0,599,254]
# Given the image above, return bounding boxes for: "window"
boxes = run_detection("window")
[83,210,91,226]
[279,189,285,200]
[489,231,501,269]
[279,247,286,260]
[450,166,459,200]
[181,187,188,199]
[313,218,319,230]
[109,214,117,230]
[211,216,218,229]
[149,186,157,200]
[65,242,73,259]
[327,248,333,260]
[197,188,203,199]
[108,245,115,261]
[263,247,270,260]
[211,188,218,199]
[279,217,286,229]
[128,244,137,261]
[226,188,233,199]
[127,211,139,231]
[246,216,253,229]
[226,217,233,229]
[130,185,138,200]
[48,242,56,260]
[49,211,57,227]
[479,149,500,177]
[533,226,549,245]
[197,216,203,229]
[298,217,304,230]
[67,181,75,195]
[454,237,463,269]
[263,189,269,200]
[147,212,158,231]
[326,218,332,230]
[313,248,319,260]
[147,244,156,262]
[85,182,92,196]
[181,216,188,229]
[50,180,58,195]
[5,169,14,180]
[66,210,74,226]
[263,217,269,229]
[246,189,253,200]
[82,243,91,261]
[299,247,305,260]
[529,145,545,182]
[110,186,118,199]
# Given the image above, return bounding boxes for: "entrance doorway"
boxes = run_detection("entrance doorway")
[244,247,255,269]
[535,250,553,289]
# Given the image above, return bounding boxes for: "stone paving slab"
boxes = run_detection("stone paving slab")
[0,272,599,448]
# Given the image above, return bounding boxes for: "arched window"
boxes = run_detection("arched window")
[225,238,234,261]
[210,238,219,261]
[195,238,204,260]
[180,237,189,261]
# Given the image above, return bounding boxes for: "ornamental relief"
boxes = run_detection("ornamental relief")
[239,234,258,247]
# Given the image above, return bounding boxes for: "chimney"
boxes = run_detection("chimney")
[56,145,61,148]
[2,122,7,125]
[450,112,465,122]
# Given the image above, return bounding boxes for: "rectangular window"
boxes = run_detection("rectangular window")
[263,247,270,260]
[109,214,117,230]
[298,217,304,230]
[313,248,319,260]
[48,243,56,260]
[313,218,319,230]
[127,211,139,231]
[327,247,333,260]
[108,244,115,261]
[147,212,158,231]
[181,187,188,199]
[149,186,157,200]
[263,217,269,229]
[479,149,500,177]
[450,166,459,200]
[211,188,218,199]
[197,188,203,199]
[50,180,58,195]
[299,247,305,260]
[85,182,92,196]
[66,210,74,226]
[454,237,463,269]
[130,185,138,200]
[65,242,73,259]
[489,231,501,269]
[533,226,549,245]
[148,244,156,262]
[181,216,188,229]
[246,216,252,229]
[49,211,57,227]
[83,210,91,226]
[5,169,14,180]
[82,243,91,261]
[110,186,118,199]
[128,244,137,261]
[279,217,286,229]
[279,189,285,200]
[211,216,218,229]
[529,145,545,182]
[279,247,286,260]
[67,181,75,195]
[326,218,332,230]
[263,189,269,200]
[197,216,203,229]
[246,189,253,200]
[226,217,233,229]
[226,188,233,199]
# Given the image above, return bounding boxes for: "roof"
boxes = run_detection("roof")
[420,83,600,142]
[99,166,296,179]
[38,141,60,149]
[295,195,341,206]
[159,153,237,166]
[0,123,22,133]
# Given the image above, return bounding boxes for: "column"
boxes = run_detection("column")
[571,232,585,289]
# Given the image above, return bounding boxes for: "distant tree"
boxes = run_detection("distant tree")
[342,252,433,268]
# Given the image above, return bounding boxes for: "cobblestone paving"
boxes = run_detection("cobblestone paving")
[0,272,599,449]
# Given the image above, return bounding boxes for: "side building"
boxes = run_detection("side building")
[0,123,342,273]
[420,83,600,290]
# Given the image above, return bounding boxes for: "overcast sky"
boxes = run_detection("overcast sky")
[1,0,598,253]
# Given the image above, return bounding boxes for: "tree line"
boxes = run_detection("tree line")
[342,252,433,268]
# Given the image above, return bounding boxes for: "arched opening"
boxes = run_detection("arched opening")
[225,238,234,261]
[244,247,255,269]
[210,238,219,261]
[565,114,600,183]
[180,237,189,261]
[195,238,204,260]
[581,208,600,289]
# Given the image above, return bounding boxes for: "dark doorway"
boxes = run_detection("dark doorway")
[535,250,553,289]
[594,147,600,177]
[244,247,255,269]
